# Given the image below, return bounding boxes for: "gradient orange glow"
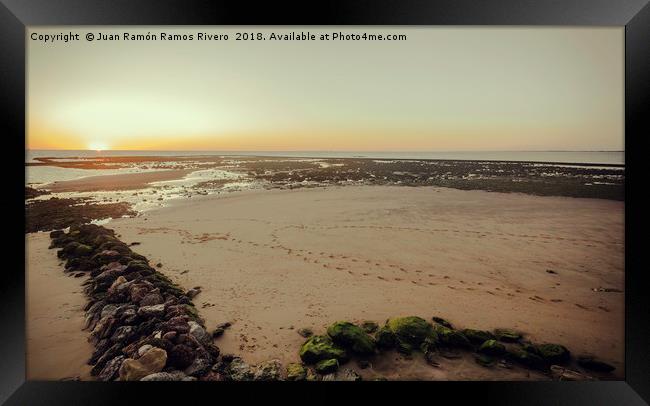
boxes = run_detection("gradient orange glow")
[27,27,624,151]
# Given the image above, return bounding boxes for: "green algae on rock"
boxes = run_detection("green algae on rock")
[327,321,376,355]
[461,329,496,345]
[375,326,397,349]
[494,328,523,342]
[299,335,348,364]
[431,316,453,329]
[432,324,471,349]
[315,358,339,374]
[361,321,379,334]
[478,339,506,356]
[286,363,307,381]
[535,343,571,364]
[386,316,434,346]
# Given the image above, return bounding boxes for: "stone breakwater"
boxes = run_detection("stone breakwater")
[49,224,283,381]
[48,225,617,381]
[291,317,617,381]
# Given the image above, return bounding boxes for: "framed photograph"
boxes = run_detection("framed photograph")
[3,0,648,404]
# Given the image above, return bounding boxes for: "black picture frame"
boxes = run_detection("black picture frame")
[2,0,648,404]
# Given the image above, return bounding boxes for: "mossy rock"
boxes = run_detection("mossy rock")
[375,326,397,349]
[386,316,434,346]
[419,335,440,354]
[396,340,414,355]
[432,324,471,349]
[478,339,506,356]
[506,347,548,371]
[361,321,379,334]
[285,363,307,381]
[299,335,348,364]
[183,304,201,321]
[315,358,339,374]
[431,316,453,329]
[494,328,522,342]
[535,343,570,364]
[461,329,496,345]
[326,321,376,355]
[475,354,496,367]
[74,244,93,257]
[577,356,615,373]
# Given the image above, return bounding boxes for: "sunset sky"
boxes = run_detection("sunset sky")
[27,27,623,151]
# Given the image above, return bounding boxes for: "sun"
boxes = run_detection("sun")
[88,142,109,151]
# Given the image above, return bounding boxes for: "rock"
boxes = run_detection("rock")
[494,328,522,342]
[431,316,453,329]
[49,229,65,239]
[91,343,123,376]
[577,355,615,373]
[227,357,254,381]
[90,316,117,343]
[396,340,414,355]
[98,356,124,381]
[140,371,188,381]
[188,320,212,346]
[550,365,595,381]
[163,331,177,341]
[137,304,166,318]
[200,371,225,381]
[478,339,506,356]
[336,368,362,381]
[137,345,153,357]
[130,284,151,303]
[109,276,128,291]
[216,321,232,329]
[535,343,570,364]
[299,335,348,364]
[315,358,339,374]
[184,357,212,377]
[506,347,548,371]
[162,316,191,335]
[432,324,471,349]
[361,321,379,334]
[297,328,313,338]
[375,326,397,349]
[253,359,282,381]
[110,325,135,343]
[186,288,201,299]
[460,329,496,345]
[212,327,225,338]
[326,321,376,355]
[475,354,495,367]
[140,292,164,307]
[305,368,319,381]
[168,344,196,369]
[286,363,307,381]
[386,316,434,346]
[100,304,119,319]
[118,347,167,381]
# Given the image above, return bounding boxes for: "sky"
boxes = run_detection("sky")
[27,27,624,151]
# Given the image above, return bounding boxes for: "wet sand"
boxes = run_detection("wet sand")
[42,169,193,192]
[26,232,93,380]
[102,185,624,378]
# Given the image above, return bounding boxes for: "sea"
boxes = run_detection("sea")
[25,149,625,214]
[26,150,624,165]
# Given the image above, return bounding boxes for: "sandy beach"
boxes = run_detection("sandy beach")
[26,232,93,380]
[87,185,624,378]
[43,169,193,192]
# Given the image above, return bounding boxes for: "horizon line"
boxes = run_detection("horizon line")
[26,149,625,153]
